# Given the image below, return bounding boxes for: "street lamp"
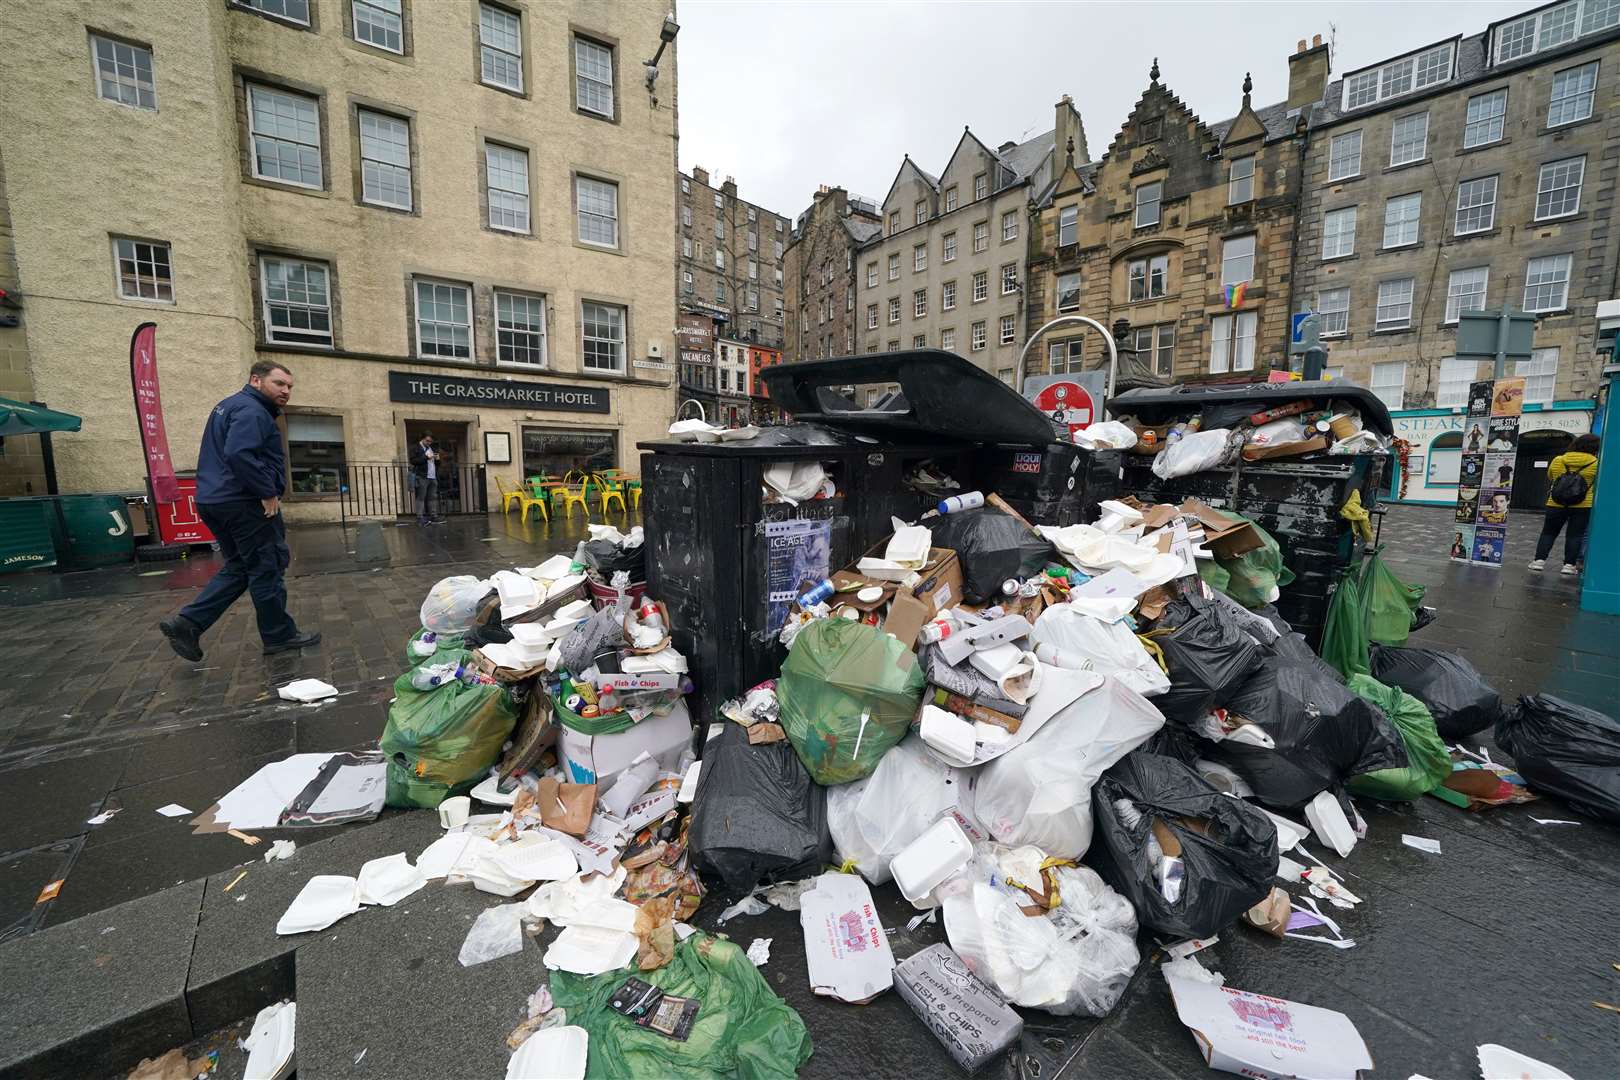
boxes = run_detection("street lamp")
[644,12,679,91]
[1015,313,1121,404]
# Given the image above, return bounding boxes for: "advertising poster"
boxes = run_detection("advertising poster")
[765,518,832,634]
[1454,377,1526,567]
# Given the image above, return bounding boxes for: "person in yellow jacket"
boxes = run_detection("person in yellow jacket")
[1530,433,1600,574]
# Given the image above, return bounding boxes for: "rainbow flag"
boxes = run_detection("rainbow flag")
[1224,282,1248,309]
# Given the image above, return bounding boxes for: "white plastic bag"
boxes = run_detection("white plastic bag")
[458,902,526,967]
[1245,417,1306,446]
[974,677,1163,858]
[1073,421,1139,450]
[1031,604,1169,698]
[827,735,977,885]
[942,864,1139,1016]
[420,575,491,634]
[1151,428,1237,480]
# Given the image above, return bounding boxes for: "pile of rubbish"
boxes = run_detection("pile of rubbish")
[218,458,1615,1079]
[1109,394,1388,477]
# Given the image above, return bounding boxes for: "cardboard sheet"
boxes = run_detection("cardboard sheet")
[1166,975,1373,1080]
[799,872,895,1004]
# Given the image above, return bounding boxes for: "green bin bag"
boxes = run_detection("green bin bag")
[1212,512,1295,609]
[1362,550,1425,646]
[404,627,464,668]
[1319,573,1369,679]
[549,933,812,1080]
[1196,557,1231,595]
[1345,674,1452,801]
[380,649,519,808]
[777,618,926,786]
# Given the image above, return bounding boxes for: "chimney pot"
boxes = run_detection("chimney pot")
[1313,33,1322,47]
[1297,39,1307,53]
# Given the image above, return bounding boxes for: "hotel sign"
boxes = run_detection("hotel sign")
[388,371,610,413]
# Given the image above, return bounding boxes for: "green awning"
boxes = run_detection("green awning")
[0,397,81,437]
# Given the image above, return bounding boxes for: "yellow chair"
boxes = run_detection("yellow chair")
[495,476,524,515]
[555,481,591,519]
[629,481,642,511]
[519,488,550,524]
[598,474,628,514]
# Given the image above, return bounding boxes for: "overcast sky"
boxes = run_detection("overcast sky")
[675,0,1529,217]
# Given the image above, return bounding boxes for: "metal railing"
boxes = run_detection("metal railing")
[339,461,487,522]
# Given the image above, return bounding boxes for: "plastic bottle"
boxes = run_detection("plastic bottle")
[598,687,619,713]
[410,661,462,691]
[798,579,836,608]
[638,603,665,632]
[937,491,986,514]
[410,631,438,658]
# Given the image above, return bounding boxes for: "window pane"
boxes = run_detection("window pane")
[1323,207,1356,258]
[1328,131,1362,180]
[1371,361,1407,410]
[414,280,471,358]
[1318,288,1349,337]
[1134,182,1161,227]
[479,3,523,91]
[1436,357,1477,407]
[1383,193,1421,247]
[1455,176,1497,234]
[1389,112,1428,165]
[1516,346,1559,404]
[358,110,411,210]
[576,176,619,247]
[486,144,530,232]
[92,35,157,110]
[287,414,346,494]
[1376,278,1415,329]
[1059,205,1078,244]
[496,291,546,366]
[242,0,310,24]
[1445,267,1488,323]
[1228,155,1254,204]
[1057,272,1080,313]
[1523,254,1572,312]
[353,0,403,52]
[1535,157,1584,219]
[248,85,322,187]
[1549,62,1597,126]
[115,238,173,301]
[575,37,614,117]
[581,301,625,371]
[261,256,331,345]
[1221,234,1255,286]
[1464,89,1507,147]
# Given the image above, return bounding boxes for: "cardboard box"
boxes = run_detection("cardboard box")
[894,944,1024,1073]
[799,872,895,1004]
[1179,499,1264,558]
[1166,975,1373,1080]
[1241,435,1330,462]
[557,701,692,787]
[870,546,964,651]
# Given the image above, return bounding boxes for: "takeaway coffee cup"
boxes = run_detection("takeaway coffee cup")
[438,795,471,829]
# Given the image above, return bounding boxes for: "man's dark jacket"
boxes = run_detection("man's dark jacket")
[408,442,435,479]
[195,385,285,504]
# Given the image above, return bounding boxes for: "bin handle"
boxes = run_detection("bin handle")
[1016,315,1120,405]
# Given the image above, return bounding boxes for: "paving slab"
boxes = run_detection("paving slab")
[0,749,129,852]
[185,809,442,1035]
[0,840,78,942]
[293,880,543,1079]
[0,879,203,1080]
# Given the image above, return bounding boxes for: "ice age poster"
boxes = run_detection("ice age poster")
[765,518,832,634]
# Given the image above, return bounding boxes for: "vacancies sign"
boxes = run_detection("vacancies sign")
[388,371,609,413]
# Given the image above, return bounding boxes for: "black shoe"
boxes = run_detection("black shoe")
[159,616,204,662]
[263,630,321,655]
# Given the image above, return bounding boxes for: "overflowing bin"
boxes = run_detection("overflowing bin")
[639,350,1109,722]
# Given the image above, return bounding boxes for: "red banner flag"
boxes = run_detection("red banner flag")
[129,322,179,503]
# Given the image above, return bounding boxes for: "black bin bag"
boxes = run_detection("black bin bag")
[1212,655,1408,809]
[1150,596,1266,724]
[577,537,647,580]
[689,722,832,893]
[1496,694,1620,825]
[927,507,1054,604]
[1370,645,1503,740]
[1088,752,1279,940]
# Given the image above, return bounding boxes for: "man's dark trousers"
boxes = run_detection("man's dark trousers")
[178,500,299,644]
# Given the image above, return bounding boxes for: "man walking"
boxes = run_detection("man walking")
[158,361,319,661]
[409,432,443,525]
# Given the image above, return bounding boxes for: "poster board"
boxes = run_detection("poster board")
[1451,377,1524,566]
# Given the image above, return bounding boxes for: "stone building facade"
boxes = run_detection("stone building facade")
[783,185,881,364]
[0,0,679,520]
[855,101,1076,383]
[676,167,789,349]
[1026,67,1306,385]
[1292,5,1620,413]
[0,147,44,497]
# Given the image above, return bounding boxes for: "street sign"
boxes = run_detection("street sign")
[1289,312,1319,355]
[1027,377,1099,438]
[1457,308,1536,364]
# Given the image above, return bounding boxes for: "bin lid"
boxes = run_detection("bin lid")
[638,421,969,456]
[0,397,81,437]
[1109,380,1394,436]
[759,350,1060,447]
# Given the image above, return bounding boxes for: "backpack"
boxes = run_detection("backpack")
[1550,468,1589,507]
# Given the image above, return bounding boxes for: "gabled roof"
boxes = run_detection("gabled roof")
[878,155,939,210]
[1097,68,1222,165]
[938,128,1001,187]
[1208,99,1296,144]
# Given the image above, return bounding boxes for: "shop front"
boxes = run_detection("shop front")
[273,360,672,523]
[1389,401,1595,507]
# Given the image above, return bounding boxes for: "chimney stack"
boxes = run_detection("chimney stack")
[1054,93,1088,167]
[1287,34,1331,109]
[692,166,710,187]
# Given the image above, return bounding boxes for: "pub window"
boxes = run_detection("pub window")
[287,414,347,495]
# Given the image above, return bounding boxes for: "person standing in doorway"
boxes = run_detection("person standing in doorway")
[158,361,319,660]
[1529,433,1600,575]
[410,433,444,525]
